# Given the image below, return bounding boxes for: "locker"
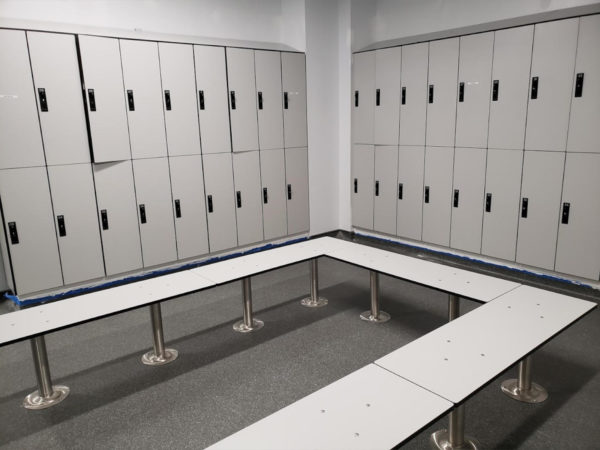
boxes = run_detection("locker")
[525,18,579,151]
[132,158,178,267]
[422,147,454,246]
[47,164,105,284]
[93,161,143,276]
[233,151,264,246]
[396,146,425,241]
[79,36,131,162]
[158,43,202,156]
[285,147,310,235]
[488,25,534,150]
[227,48,259,152]
[168,155,209,260]
[555,153,600,279]
[351,145,374,230]
[450,148,487,253]
[351,51,375,144]
[399,43,429,146]
[455,32,494,148]
[567,14,600,153]
[426,38,459,147]
[373,146,398,235]
[374,47,401,145]
[0,30,45,169]
[255,51,284,150]
[120,40,168,159]
[282,52,308,148]
[481,149,524,261]
[27,32,90,165]
[260,149,287,240]
[516,151,565,270]
[0,167,63,294]
[203,153,238,252]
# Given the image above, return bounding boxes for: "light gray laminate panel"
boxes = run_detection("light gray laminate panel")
[374,47,401,145]
[422,147,454,247]
[351,51,375,144]
[351,144,375,230]
[399,43,429,146]
[374,146,398,235]
[233,151,264,246]
[255,51,284,150]
[282,52,308,148]
[285,147,310,235]
[260,149,287,240]
[397,146,425,241]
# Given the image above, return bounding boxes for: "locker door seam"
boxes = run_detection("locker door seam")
[449,38,461,247]
[564,19,582,152]
[420,44,430,241]
[0,196,18,295]
[74,35,97,163]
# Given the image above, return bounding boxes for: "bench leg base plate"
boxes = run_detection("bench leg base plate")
[233,319,264,333]
[360,310,391,323]
[300,296,328,308]
[23,385,69,410]
[430,429,480,450]
[142,348,178,366]
[501,379,548,403]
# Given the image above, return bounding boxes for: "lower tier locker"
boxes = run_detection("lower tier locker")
[93,161,143,276]
[285,147,310,235]
[233,151,264,246]
[203,153,238,252]
[422,147,454,247]
[450,148,487,254]
[260,149,287,240]
[396,146,425,241]
[373,146,398,235]
[351,145,375,230]
[47,164,105,285]
[168,155,209,260]
[0,167,63,295]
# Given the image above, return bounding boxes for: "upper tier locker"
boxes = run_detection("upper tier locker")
[158,43,202,156]
[422,147,454,246]
[27,32,90,165]
[351,51,375,144]
[281,52,308,148]
[78,36,131,162]
[396,146,425,241]
[0,30,45,169]
[487,25,534,150]
[455,32,494,148]
[120,39,168,159]
[351,144,374,230]
[373,146,398,235]
[426,38,459,147]
[255,51,284,150]
[227,48,259,152]
[260,149,287,240]
[285,147,310,235]
[233,151,264,246]
[567,14,600,153]
[374,47,401,145]
[399,43,429,146]
[525,18,579,151]
[194,45,231,154]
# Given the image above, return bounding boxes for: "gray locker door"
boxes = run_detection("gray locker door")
[426,38,459,147]
[255,51,284,150]
[374,146,398,235]
[285,147,310,235]
[47,164,105,284]
[120,40,168,159]
[525,18,579,151]
[260,149,287,240]
[351,51,375,144]
[481,149,523,261]
[93,161,143,276]
[79,36,131,163]
[0,167,63,295]
[169,155,209,260]
[422,147,454,246]
[488,25,534,150]
[399,43,428,146]
[203,153,238,252]
[351,145,374,230]
[516,151,565,270]
[132,158,178,267]
[158,43,202,156]
[282,52,308,148]
[0,30,45,169]
[450,148,487,253]
[227,48,259,152]
[233,151,264,245]
[27,32,90,165]
[567,14,600,153]
[374,47,401,145]
[555,153,600,279]
[397,146,425,241]
[194,45,232,154]
[455,32,494,148]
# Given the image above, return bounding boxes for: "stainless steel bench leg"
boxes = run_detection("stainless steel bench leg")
[360,271,390,323]
[448,294,460,321]
[430,404,480,450]
[501,356,548,403]
[142,303,178,366]
[300,259,328,308]
[23,335,70,410]
[233,277,264,333]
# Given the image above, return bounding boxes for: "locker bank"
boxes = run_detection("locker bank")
[0,1,599,449]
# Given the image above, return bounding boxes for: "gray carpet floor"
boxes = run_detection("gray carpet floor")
[0,252,599,449]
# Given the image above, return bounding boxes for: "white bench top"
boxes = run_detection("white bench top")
[206,363,453,450]
[376,285,596,403]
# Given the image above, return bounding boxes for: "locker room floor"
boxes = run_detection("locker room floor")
[0,239,599,449]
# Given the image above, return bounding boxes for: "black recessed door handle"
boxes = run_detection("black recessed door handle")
[284,92,289,109]
[428,85,434,103]
[207,195,213,213]
[287,184,292,200]
[531,77,538,100]
[88,89,96,111]
[521,198,528,218]
[127,90,135,111]
[453,189,459,207]
[38,88,48,112]
[57,215,66,237]
[354,90,359,107]
[230,91,236,110]
[174,199,181,218]
[101,209,109,230]
[258,91,263,110]
[8,222,19,245]
[562,202,570,224]
[398,183,403,200]
[401,87,406,105]
[376,88,380,106]
[263,187,268,204]
[198,90,205,110]
[424,186,430,203]
[458,82,464,103]
[354,178,358,193]
[485,193,492,212]
[139,204,146,224]
[575,73,584,98]
[236,191,242,208]
[164,90,171,110]
[492,80,499,101]
[375,181,379,197]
